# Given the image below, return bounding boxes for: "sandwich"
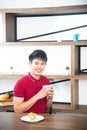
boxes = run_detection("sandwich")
[27,112,37,120]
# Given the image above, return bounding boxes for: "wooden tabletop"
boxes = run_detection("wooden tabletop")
[0,112,87,130]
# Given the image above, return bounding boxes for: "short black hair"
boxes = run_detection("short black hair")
[29,50,47,62]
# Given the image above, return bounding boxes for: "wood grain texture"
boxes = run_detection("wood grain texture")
[0,112,87,130]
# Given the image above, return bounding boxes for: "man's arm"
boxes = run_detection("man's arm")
[13,87,50,113]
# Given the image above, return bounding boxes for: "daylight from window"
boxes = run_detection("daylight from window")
[16,14,87,41]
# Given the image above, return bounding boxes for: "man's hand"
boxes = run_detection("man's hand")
[42,85,54,100]
[36,85,54,100]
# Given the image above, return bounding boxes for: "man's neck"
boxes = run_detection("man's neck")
[30,72,40,80]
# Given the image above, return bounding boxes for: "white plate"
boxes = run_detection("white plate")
[21,115,44,123]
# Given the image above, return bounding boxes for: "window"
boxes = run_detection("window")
[78,45,87,74]
[16,14,87,41]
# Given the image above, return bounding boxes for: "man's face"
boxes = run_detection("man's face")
[29,58,46,76]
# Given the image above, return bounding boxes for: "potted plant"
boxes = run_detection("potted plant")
[65,66,70,75]
[9,66,14,74]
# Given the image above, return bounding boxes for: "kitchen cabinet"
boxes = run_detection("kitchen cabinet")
[0,5,87,113]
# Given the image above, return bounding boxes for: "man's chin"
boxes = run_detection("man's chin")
[36,72,42,75]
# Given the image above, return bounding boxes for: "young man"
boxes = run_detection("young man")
[13,49,54,113]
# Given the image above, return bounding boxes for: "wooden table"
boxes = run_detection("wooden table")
[0,112,87,130]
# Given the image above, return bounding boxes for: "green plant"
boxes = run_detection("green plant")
[10,66,14,69]
[65,66,69,70]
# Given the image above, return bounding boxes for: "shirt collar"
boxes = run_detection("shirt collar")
[28,72,41,82]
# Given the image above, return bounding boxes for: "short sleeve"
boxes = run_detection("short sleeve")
[13,79,25,98]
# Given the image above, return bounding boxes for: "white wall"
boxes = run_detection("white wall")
[0,0,87,8]
[0,46,71,74]
[0,14,3,42]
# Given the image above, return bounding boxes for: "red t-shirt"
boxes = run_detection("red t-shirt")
[14,72,50,113]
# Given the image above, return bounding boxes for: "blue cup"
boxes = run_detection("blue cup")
[73,34,80,42]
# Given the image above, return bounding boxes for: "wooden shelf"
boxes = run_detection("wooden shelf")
[0,73,25,79]
[0,5,87,114]
[0,5,87,15]
[1,74,87,80]
[0,73,72,79]
[74,75,87,80]
[0,41,87,46]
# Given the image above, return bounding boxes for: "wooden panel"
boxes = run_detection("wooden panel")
[71,79,79,109]
[75,75,87,80]
[0,41,87,46]
[0,5,87,15]
[2,13,16,42]
[71,45,79,75]
[0,73,72,79]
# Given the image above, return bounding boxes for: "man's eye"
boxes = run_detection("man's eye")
[41,63,45,65]
[35,62,38,65]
